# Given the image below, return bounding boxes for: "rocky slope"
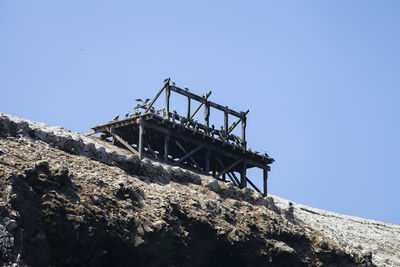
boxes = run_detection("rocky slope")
[0,113,398,266]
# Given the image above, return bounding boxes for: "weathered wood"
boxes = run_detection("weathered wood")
[227,172,239,186]
[164,134,170,162]
[145,78,169,113]
[228,110,249,134]
[190,91,212,119]
[263,169,268,197]
[224,107,228,133]
[240,160,247,188]
[138,120,144,160]
[204,149,211,174]
[165,84,171,119]
[174,140,202,171]
[218,157,245,178]
[187,97,191,119]
[109,129,139,155]
[204,102,210,129]
[246,176,262,194]
[176,143,206,164]
[170,86,244,118]
[242,116,247,145]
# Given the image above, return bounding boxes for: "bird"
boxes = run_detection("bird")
[264,151,269,157]
[173,107,177,114]
[211,124,215,129]
[254,151,260,155]
[135,98,143,102]
[113,114,119,121]
[184,86,189,91]
[172,81,176,86]
[164,77,169,82]
[125,111,130,118]
[144,98,150,104]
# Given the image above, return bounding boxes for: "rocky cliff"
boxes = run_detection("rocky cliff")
[0,113,398,266]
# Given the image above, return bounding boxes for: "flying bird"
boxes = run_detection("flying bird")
[113,114,119,121]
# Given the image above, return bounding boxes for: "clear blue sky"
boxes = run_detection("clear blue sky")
[1,1,400,224]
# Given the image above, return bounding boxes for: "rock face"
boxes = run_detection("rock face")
[0,113,398,266]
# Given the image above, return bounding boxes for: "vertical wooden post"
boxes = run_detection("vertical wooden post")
[242,116,247,148]
[224,107,229,134]
[138,120,144,160]
[263,168,268,197]
[164,134,170,162]
[165,84,171,119]
[187,97,191,120]
[240,160,247,188]
[204,102,210,133]
[204,149,210,174]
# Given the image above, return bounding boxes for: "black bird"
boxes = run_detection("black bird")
[125,111,130,118]
[135,98,143,102]
[113,114,119,121]
[144,98,150,104]
[173,107,177,114]
[264,151,269,157]
[164,77,169,82]
[184,86,189,91]
[172,81,176,86]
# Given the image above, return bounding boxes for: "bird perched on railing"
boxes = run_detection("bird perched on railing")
[113,114,119,121]
[184,86,189,91]
[264,151,269,157]
[125,111,130,118]
[144,98,150,104]
[173,107,177,114]
[171,81,176,86]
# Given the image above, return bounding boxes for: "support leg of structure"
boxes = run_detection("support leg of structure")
[204,149,210,174]
[263,168,268,197]
[163,134,170,162]
[240,160,247,188]
[138,120,144,160]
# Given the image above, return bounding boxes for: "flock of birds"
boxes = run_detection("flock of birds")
[110,88,270,158]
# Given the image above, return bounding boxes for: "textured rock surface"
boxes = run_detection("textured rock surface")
[0,113,396,266]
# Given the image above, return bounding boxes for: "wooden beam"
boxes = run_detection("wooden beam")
[164,134,170,162]
[174,140,202,171]
[228,110,249,134]
[176,143,206,164]
[145,78,170,113]
[204,149,211,174]
[190,91,212,119]
[165,84,171,119]
[141,119,272,168]
[246,176,262,194]
[218,157,245,178]
[224,107,228,134]
[240,160,247,188]
[227,172,239,186]
[109,129,139,155]
[187,97,191,119]
[138,120,144,160]
[170,86,244,118]
[242,116,247,146]
[263,169,268,197]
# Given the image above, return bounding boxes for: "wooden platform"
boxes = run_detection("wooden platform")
[90,79,274,195]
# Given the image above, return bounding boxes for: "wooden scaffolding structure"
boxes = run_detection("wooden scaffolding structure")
[90,78,274,196]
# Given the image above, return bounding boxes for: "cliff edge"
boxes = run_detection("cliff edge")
[0,113,398,266]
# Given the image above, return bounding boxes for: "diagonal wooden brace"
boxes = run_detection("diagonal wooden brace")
[176,143,206,164]
[174,140,202,171]
[217,157,245,178]
[109,128,139,155]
